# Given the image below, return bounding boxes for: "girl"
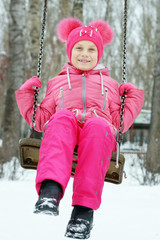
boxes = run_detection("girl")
[15,18,144,239]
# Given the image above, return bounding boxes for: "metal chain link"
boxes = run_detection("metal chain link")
[115,0,128,168]
[30,0,48,137]
[119,0,128,139]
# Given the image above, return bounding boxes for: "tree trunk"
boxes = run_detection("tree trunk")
[146,2,160,173]
[72,0,84,20]
[28,0,42,76]
[1,0,25,163]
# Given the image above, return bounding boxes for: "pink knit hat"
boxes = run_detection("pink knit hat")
[57,18,114,64]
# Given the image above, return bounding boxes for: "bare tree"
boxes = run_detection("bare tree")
[146,1,160,173]
[72,0,84,20]
[28,0,42,76]
[1,0,25,163]
[0,53,8,132]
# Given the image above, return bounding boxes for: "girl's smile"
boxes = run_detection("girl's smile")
[71,40,98,71]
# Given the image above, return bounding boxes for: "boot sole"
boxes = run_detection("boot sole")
[33,208,59,216]
[65,231,90,239]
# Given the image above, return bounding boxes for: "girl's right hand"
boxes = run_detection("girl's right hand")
[20,76,42,90]
[119,83,136,96]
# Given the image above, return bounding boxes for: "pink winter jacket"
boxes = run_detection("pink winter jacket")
[15,62,144,140]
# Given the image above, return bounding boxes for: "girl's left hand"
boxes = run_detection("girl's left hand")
[119,83,136,96]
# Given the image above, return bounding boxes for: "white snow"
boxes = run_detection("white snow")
[0,171,160,240]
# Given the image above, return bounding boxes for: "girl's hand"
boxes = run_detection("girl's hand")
[119,83,136,96]
[20,76,42,90]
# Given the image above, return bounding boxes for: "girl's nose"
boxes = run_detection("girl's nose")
[82,51,88,57]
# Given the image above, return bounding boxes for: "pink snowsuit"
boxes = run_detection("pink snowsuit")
[15,63,144,210]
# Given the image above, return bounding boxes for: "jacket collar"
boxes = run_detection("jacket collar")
[58,62,110,77]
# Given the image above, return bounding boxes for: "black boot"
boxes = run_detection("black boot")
[65,205,94,239]
[34,179,62,216]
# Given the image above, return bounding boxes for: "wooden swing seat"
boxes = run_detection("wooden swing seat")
[19,137,125,184]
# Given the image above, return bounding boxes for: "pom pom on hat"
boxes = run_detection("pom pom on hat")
[89,20,114,45]
[57,18,83,42]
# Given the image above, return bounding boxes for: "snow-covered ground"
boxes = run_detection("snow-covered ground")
[0,169,160,240]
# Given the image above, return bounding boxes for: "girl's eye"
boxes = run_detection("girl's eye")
[89,48,95,51]
[76,47,82,50]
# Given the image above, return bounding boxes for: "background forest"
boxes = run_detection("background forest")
[0,0,160,184]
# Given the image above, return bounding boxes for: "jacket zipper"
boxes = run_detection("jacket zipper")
[81,74,86,122]
[72,109,79,117]
[102,88,108,111]
[60,87,63,109]
[93,109,98,117]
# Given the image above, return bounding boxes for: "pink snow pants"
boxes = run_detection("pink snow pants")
[36,109,114,210]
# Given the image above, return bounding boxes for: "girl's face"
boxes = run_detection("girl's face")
[71,40,98,71]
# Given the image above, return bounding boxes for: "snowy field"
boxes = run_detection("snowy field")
[0,169,160,240]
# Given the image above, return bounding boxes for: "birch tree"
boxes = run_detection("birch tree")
[146,1,160,173]
[1,0,25,163]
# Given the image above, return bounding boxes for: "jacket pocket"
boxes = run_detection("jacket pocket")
[59,87,63,109]
[102,88,108,111]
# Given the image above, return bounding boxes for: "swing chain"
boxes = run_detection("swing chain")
[119,0,128,137]
[119,0,128,141]
[115,0,128,168]
[122,0,128,84]
[30,0,48,137]
[37,0,48,79]
[117,93,126,143]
